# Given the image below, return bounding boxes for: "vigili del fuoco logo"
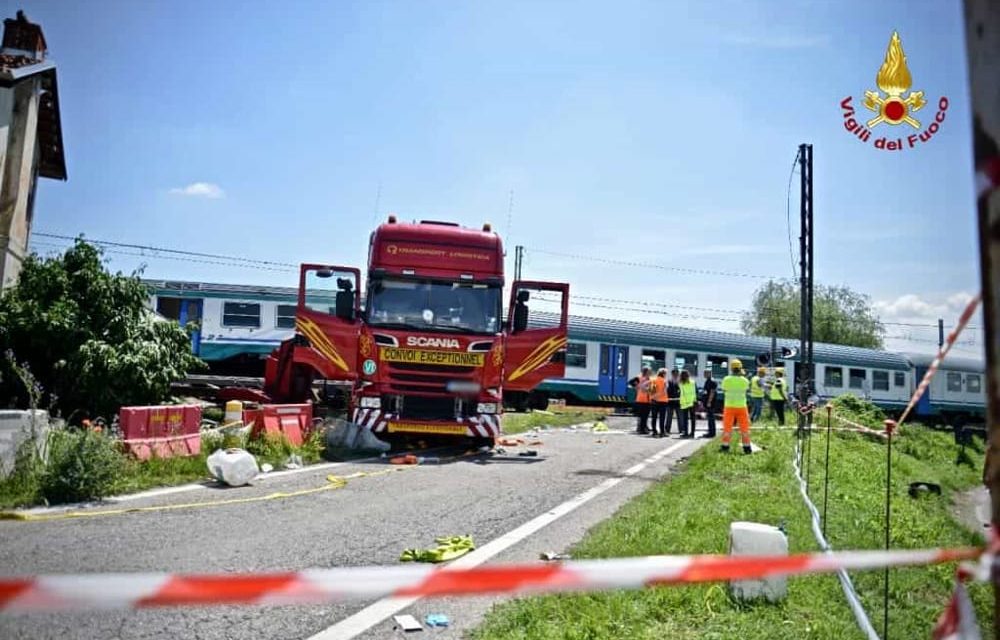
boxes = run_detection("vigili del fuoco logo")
[839,31,948,152]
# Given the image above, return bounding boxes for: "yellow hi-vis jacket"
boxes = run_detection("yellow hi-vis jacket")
[722,375,749,408]
[770,377,787,401]
[679,381,697,409]
[750,375,765,398]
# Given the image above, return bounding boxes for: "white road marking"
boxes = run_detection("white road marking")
[308,438,693,640]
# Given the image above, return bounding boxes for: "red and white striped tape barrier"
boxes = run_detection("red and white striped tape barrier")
[896,293,982,428]
[0,546,982,612]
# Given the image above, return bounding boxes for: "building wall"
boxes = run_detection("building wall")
[0,79,40,290]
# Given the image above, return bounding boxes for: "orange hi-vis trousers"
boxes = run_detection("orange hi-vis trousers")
[721,407,751,446]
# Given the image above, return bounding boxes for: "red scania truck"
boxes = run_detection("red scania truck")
[261,216,569,446]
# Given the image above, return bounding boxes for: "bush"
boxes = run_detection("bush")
[828,393,886,426]
[39,428,126,504]
[0,239,205,421]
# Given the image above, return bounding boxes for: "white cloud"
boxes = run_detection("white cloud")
[169,182,225,199]
[874,292,984,356]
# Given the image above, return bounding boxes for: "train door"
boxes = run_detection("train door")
[598,344,629,400]
[914,366,931,415]
[156,297,204,355]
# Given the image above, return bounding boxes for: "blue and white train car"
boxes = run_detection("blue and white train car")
[145,280,986,421]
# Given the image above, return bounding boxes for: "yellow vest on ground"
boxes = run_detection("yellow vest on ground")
[750,375,765,398]
[679,381,696,409]
[769,378,786,401]
[722,375,749,408]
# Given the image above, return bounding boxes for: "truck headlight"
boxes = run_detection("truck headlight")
[359,397,381,409]
[476,402,498,414]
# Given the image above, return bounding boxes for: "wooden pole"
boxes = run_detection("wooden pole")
[962,2,1000,636]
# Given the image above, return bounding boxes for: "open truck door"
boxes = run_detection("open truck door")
[503,281,569,392]
[264,264,362,402]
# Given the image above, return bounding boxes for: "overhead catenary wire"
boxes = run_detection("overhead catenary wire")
[787,149,801,278]
[525,248,778,280]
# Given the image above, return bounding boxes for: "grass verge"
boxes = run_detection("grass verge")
[0,428,330,508]
[472,421,990,640]
[502,406,614,435]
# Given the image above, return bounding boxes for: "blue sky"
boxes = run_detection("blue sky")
[11,0,983,356]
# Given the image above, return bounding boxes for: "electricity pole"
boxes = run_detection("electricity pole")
[962,1,1000,633]
[797,143,815,434]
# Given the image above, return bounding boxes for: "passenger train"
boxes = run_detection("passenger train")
[146,279,987,424]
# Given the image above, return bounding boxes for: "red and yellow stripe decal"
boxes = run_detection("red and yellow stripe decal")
[296,317,350,372]
[507,335,566,382]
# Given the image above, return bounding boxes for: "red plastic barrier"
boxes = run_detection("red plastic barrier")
[118,405,202,461]
[252,404,312,446]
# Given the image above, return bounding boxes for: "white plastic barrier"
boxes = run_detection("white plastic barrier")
[729,521,789,602]
[207,448,259,487]
[0,410,50,476]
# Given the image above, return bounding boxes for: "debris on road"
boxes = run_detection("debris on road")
[591,421,608,432]
[518,450,538,457]
[325,418,391,453]
[400,535,475,563]
[498,438,524,447]
[540,551,571,561]
[393,614,424,632]
[424,613,450,628]
[390,454,419,465]
[206,448,259,487]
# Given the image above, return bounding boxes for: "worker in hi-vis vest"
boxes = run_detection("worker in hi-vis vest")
[649,368,669,437]
[769,367,788,426]
[633,366,652,434]
[749,367,766,423]
[720,358,753,454]
[679,369,697,438]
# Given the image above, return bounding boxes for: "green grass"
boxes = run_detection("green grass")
[501,406,614,435]
[0,428,332,508]
[472,421,990,640]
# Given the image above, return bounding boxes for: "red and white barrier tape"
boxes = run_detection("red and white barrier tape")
[0,547,982,612]
[830,414,889,439]
[897,294,982,428]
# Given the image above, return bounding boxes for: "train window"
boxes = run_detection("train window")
[222,302,261,328]
[565,342,587,368]
[873,370,889,391]
[824,366,843,388]
[708,355,728,379]
[894,372,905,387]
[642,349,666,372]
[599,345,610,376]
[275,305,297,329]
[849,368,866,389]
[968,374,981,393]
[675,352,698,376]
[947,373,963,392]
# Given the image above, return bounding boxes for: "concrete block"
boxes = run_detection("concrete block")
[0,409,50,476]
[728,521,788,602]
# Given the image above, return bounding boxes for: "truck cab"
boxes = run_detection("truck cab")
[262,216,569,447]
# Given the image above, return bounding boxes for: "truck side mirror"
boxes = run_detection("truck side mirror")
[335,290,355,321]
[512,299,528,333]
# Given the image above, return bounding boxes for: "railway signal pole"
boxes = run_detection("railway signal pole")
[797,143,815,434]
[962,1,1000,633]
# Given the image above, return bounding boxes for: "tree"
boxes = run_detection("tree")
[0,239,205,420]
[740,280,886,349]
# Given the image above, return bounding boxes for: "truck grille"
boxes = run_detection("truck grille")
[386,362,477,395]
[399,396,459,420]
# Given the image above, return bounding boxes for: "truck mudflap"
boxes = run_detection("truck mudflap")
[350,408,500,439]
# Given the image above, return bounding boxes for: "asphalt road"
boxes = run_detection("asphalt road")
[0,416,707,640]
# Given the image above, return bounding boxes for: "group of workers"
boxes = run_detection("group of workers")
[631,359,789,454]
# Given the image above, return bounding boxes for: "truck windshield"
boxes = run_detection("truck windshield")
[366,278,501,334]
